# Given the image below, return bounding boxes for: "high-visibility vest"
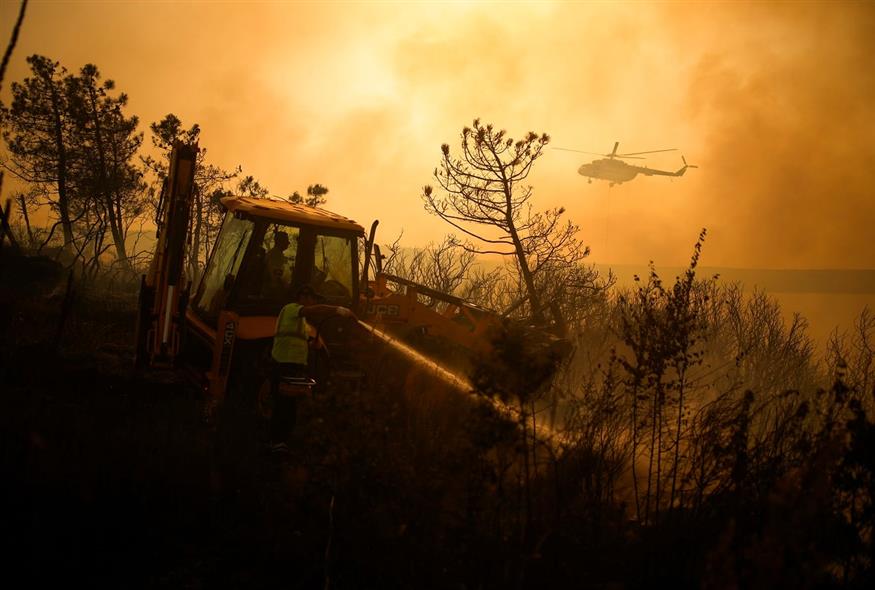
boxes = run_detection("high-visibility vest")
[272,303,309,364]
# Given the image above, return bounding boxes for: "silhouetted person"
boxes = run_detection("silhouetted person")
[264,231,291,298]
[268,285,351,452]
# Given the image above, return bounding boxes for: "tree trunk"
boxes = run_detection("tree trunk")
[506,222,546,325]
[631,382,642,522]
[87,85,128,267]
[46,73,73,248]
[17,193,33,245]
[519,399,532,545]
[655,387,663,522]
[645,390,657,525]
[670,366,686,510]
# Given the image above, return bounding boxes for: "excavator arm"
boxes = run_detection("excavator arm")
[135,141,199,369]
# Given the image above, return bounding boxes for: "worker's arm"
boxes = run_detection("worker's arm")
[300,305,354,351]
[299,304,355,322]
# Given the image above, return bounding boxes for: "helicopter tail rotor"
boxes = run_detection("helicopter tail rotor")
[675,156,699,176]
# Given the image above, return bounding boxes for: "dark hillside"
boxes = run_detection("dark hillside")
[2,253,874,588]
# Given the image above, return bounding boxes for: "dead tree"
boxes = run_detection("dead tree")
[423,119,590,334]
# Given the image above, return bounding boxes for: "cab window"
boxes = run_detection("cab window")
[194,214,254,318]
[262,226,300,300]
[312,233,354,304]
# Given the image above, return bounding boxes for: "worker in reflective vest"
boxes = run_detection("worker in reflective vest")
[272,303,310,365]
[269,285,353,452]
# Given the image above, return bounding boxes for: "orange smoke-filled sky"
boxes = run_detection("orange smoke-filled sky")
[1,0,873,269]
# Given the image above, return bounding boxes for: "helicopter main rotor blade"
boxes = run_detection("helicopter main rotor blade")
[552,147,606,156]
[617,148,678,156]
[614,155,646,160]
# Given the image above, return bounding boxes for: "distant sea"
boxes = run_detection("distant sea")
[599,265,875,353]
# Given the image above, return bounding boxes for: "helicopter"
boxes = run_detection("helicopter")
[554,142,698,186]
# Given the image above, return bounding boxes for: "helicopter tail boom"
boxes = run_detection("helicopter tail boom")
[637,155,698,177]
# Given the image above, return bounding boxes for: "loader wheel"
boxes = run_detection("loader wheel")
[225,369,257,412]
[218,357,265,446]
[223,342,271,412]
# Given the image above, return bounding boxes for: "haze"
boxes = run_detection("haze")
[2,0,873,269]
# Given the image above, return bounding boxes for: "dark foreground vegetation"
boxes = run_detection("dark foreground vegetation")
[1,245,873,589]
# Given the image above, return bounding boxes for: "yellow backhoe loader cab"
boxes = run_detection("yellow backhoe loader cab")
[182,196,365,398]
[191,196,364,320]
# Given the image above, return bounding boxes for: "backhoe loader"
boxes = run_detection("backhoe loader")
[134,142,518,404]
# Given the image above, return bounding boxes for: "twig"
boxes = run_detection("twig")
[1,196,21,253]
[0,0,27,93]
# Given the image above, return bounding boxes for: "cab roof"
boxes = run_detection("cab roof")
[221,196,365,235]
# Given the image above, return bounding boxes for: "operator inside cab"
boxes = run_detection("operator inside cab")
[263,230,295,299]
